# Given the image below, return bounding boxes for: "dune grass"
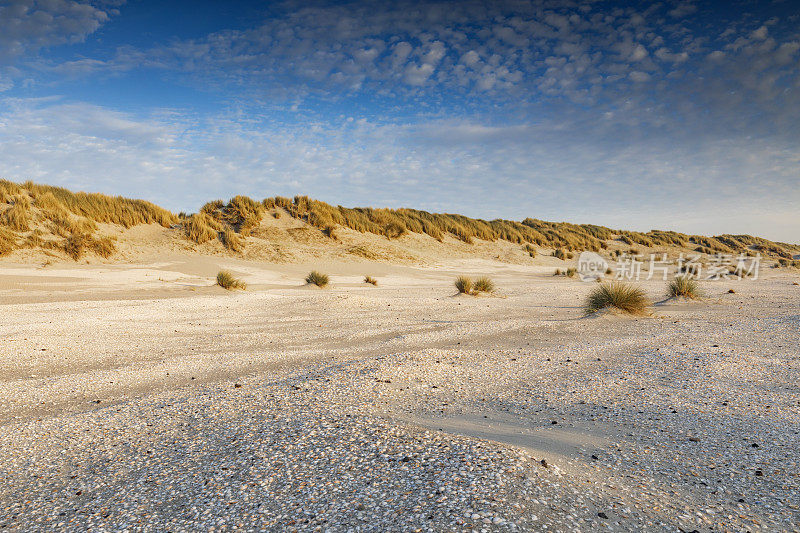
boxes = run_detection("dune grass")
[668,275,701,299]
[455,275,473,294]
[473,276,495,293]
[1,180,797,262]
[585,282,649,315]
[63,233,116,260]
[305,270,329,287]
[0,226,16,256]
[0,199,31,231]
[364,275,378,286]
[217,270,246,290]
[221,228,244,253]
[322,225,338,240]
[184,213,220,244]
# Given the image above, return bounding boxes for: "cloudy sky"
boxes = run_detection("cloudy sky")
[0,0,798,241]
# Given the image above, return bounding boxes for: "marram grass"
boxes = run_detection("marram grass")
[305,270,329,288]
[667,276,701,299]
[454,275,473,294]
[584,282,649,315]
[217,270,246,290]
[473,276,495,293]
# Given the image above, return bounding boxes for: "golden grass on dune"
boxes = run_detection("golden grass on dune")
[184,213,220,244]
[0,180,172,260]
[63,232,116,260]
[261,194,785,257]
[1,180,798,262]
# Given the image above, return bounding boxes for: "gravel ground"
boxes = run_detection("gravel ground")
[1,265,798,532]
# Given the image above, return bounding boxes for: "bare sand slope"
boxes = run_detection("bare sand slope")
[0,257,799,531]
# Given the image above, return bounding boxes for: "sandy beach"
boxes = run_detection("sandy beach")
[1,255,798,531]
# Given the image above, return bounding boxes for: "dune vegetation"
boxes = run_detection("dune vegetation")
[216,270,247,290]
[473,276,495,293]
[668,276,701,299]
[585,282,650,315]
[305,270,329,288]
[454,276,473,294]
[0,180,175,259]
[1,180,797,262]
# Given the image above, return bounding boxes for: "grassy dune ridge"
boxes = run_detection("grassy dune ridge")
[0,180,797,261]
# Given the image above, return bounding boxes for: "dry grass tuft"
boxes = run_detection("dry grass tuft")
[668,276,701,299]
[63,232,116,260]
[585,282,649,315]
[565,267,577,278]
[217,270,246,290]
[221,227,244,253]
[348,245,379,259]
[364,275,378,286]
[1,197,31,231]
[305,270,329,287]
[323,225,338,240]
[473,276,495,293]
[383,221,407,239]
[455,275,473,294]
[184,213,220,244]
[0,226,16,256]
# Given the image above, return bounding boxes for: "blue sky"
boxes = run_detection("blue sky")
[0,0,798,241]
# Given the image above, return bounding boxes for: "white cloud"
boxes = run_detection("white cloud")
[1,98,798,242]
[631,44,649,61]
[0,0,119,62]
[668,2,697,19]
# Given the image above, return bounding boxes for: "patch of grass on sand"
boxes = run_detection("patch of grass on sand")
[217,270,246,290]
[221,227,244,253]
[364,275,378,285]
[585,281,649,315]
[565,267,577,278]
[455,275,473,294]
[63,232,116,260]
[306,270,329,287]
[668,275,701,299]
[473,276,495,293]
[0,198,30,231]
[184,213,220,244]
[0,226,16,256]
[323,225,338,240]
